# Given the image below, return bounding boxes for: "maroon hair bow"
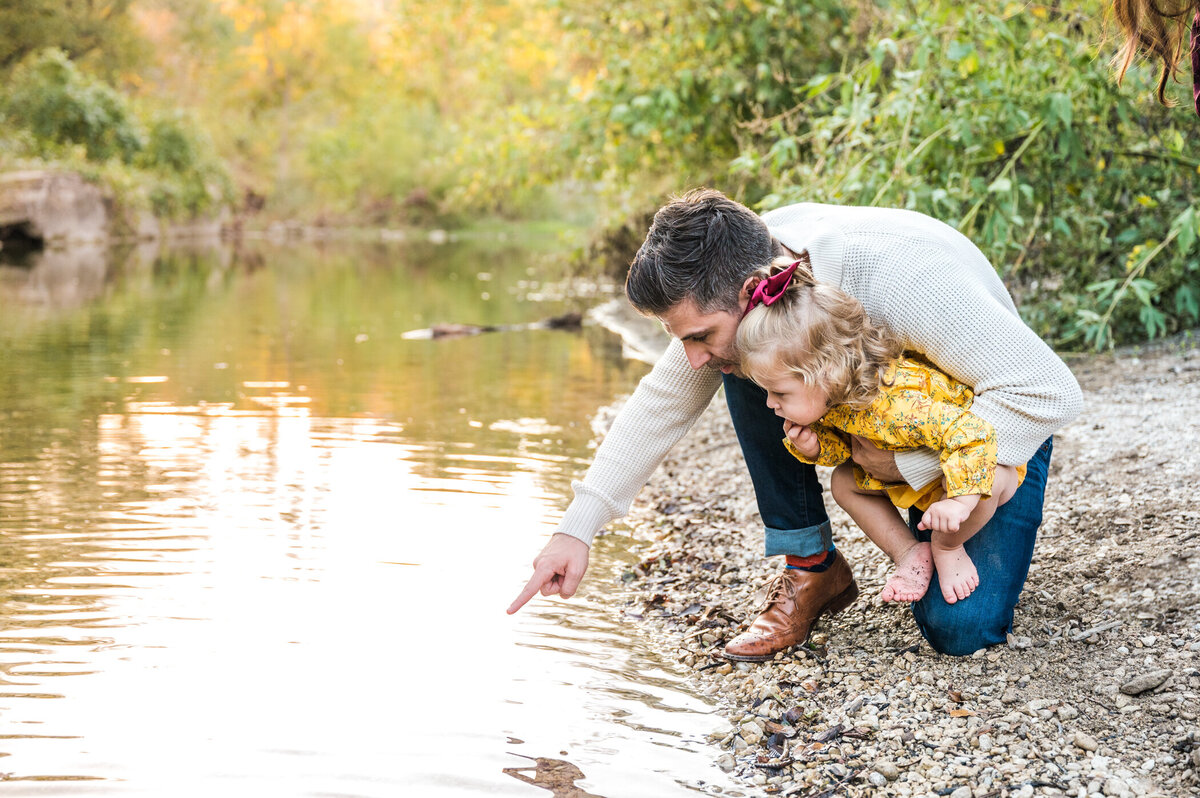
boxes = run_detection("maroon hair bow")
[1193,10,1199,117]
[742,260,800,318]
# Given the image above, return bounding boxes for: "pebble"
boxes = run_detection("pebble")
[1074,732,1099,752]
[739,721,763,745]
[874,760,899,780]
[867,771,887,787]
[758,684,781,702]
[1102,776,1129,797]
[978,733,994,751]
[1120,670,1172,695]
[949,786,971,798]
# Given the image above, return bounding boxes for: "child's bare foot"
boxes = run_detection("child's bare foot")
[931,543,979,604]
[880,541,932,603]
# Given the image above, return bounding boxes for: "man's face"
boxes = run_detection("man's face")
[658,299,743,373]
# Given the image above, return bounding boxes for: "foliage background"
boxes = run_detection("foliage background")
[0,0,1196,348]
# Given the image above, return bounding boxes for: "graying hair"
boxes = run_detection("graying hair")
[625,188,775,316]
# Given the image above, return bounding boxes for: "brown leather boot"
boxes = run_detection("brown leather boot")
[723,551,858,662]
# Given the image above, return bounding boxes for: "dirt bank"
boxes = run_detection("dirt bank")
[608,336,1200,797]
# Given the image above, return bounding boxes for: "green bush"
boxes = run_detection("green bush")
[3,48,144,163]
[0,48,231,218]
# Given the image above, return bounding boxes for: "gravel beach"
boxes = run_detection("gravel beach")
[603,335,1200,797]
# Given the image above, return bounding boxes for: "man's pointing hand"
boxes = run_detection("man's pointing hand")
[507,533,590,614]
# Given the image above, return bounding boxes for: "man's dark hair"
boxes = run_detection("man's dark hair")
[625,188,774,316]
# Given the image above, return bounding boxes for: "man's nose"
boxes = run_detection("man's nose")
[682,343,709,370]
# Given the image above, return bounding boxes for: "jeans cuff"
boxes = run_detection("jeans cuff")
[764,521,833,558]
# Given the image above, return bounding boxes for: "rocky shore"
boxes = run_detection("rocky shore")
[607,337,1200,797]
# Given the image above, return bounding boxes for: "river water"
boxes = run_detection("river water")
[0,236,744,796]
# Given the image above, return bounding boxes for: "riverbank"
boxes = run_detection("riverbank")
[603,336,1200,797]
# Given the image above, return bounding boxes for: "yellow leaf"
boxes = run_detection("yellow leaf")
[958,53,979,79]
[1135,194,1158,208]
[993,140,1006,156]
[1096,157,1106,170]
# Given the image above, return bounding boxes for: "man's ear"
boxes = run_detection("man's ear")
[738,274,761,310]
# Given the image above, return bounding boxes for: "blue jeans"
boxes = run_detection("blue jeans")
[907,437,1052,655]
[723,373,1052,656]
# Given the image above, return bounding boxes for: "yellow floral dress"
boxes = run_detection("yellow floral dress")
[783,355,1026,510]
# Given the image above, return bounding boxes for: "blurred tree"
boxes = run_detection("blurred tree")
[0,0,146,73]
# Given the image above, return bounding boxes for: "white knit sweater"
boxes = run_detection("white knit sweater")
[557,203,1083,547]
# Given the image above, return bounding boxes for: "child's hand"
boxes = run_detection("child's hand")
[783,419,820,459]
[918,495,979,534]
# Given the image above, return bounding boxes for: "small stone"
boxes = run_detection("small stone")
[716,753,736,772]
[1139,635,1156,647]
[1002,688,1021,704]
[867,771,888,787]
[978,733,994,751]
[1058,704,1080,721]
[740,721,763,745]
[874,760,899,780]
[1015,785,1035,798]
[1120,670,1171,695]
[1074,732,1099,752]
[1102,776,1128,797]
[950,786,971,798]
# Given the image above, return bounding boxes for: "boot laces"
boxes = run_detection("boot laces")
[753,572,797,614]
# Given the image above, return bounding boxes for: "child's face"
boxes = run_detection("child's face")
[757,368,829,426]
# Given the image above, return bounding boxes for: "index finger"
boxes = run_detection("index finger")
[507,570,548,615]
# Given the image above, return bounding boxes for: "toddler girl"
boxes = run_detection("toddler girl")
[736,258,1024,605]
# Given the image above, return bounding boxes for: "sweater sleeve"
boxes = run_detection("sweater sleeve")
[879,245,1082,471]
[555,338,722,546]
[782,423,851,467]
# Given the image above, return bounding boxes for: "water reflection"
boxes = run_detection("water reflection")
[504,756,606,797]
[0,238,741,796]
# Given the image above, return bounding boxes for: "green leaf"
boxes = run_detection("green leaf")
[1171,206,1197,256]
[1130,278,1157,305]
[1175,284,1200,321]
[1139,304,1167,339]
[1046,93,1072,129]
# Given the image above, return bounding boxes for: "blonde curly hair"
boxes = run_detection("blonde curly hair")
[1111,0,1199,107]
[737,257,903,408]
